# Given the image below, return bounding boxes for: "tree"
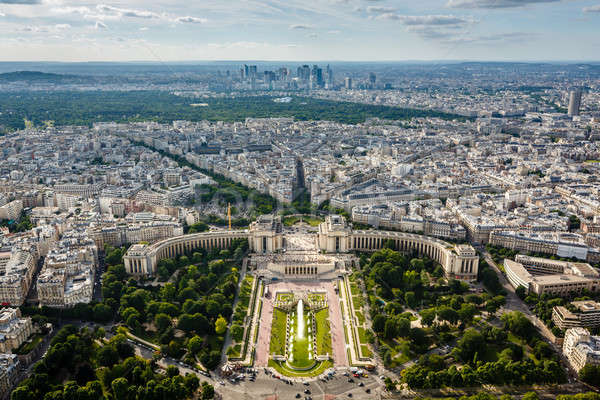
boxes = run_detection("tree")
[215,315,227,335]
[384,319,397,339]
[372,314,386,333]
[458,303,477,324]
[201,382,215,400]
[502,311,535,338]
[154,313,172,333]
[404,291,417,308]
[455,328,485,363]
[522,392,540,400]
[579,365,600,386]
[188,336,203,355]
[515,285,527,300]
[97,346,119,367]
[166,365,179,378]
[184,374,200,394]
[11,387,34,400]
[420,308,436,327]
[201,350,221,370]
[92,303,113,323]
[396,317,411,338]
[437,306,459,325]
[111,377,129,400]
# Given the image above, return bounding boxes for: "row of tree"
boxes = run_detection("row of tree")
[12,325,213,400]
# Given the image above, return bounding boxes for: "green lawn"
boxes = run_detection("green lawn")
[353,295,364,309]
[283,215,323,227]
[315,309,332,356]
[269,308,288,355]
[350,283,360,296]
[355,311,366,325]
[276,293,293,302]
[357,327,370,344]
[308,292,326,303]
[360,345,373,358]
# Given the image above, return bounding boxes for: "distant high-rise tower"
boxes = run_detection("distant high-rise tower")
[369,72,376,87]
[344,77,352,90]
[311,65,323,88]
[248,65,258,80]
[326,65,334,88]
[297,65,310,81]
[568,89,582,117]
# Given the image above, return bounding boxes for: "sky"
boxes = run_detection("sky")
[0,0,599,62]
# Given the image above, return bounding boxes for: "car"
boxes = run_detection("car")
[304,389,311,394]
[348,378,354,383]
[347,394,352,398]
[303,382,309,386]
[365,389,371,394]
[295,395,301,399]
[343,372,349,377]
[358,382,364,387]
[353,373,360,378]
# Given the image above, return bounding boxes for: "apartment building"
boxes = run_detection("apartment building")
[563,328,600,373]
[0,200,23,221]
[0,308,33,353]
[504,255,600,296]
[36,232,97,307]
[0,354,19,400]
[0,250,37,306]
[553,301,600,330]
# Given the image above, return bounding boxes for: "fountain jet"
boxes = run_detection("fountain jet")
[297,299,304,339]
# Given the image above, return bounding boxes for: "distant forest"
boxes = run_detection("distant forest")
[0,91,470,130]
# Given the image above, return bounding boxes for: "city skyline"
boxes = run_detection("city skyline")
[0,0,599,62]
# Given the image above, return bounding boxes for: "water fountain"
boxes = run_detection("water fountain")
[297,299,304,339]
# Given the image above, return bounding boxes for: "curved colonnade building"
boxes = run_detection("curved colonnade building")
[123,215,479,281]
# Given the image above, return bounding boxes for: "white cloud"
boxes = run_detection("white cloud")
[20,23,70,33]
[52,6,91,15]
[444,31,535,43]
[174,16,206,24]
[366,6,395,13]
[583,5,600,12]
[96,4,161,20]
[0,11,5,16]
[289,23,313,29]
[94,21,107,29]
[447,0,561,9]
[376,14,473,26]
[0,0,42,4]
[327,30,341,34]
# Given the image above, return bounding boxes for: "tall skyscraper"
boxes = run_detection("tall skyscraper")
[326,65,334,88]
[248,65,258,80]
[568,89,582,117]
[311,65,323,88]
[297,65,311,81]
[369,72,376,87]
[344,77,352,90]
